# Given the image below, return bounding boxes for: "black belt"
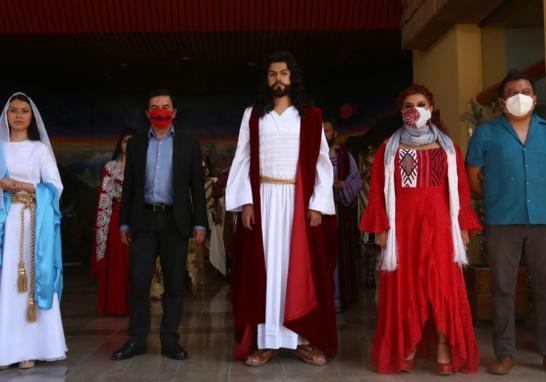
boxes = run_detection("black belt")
[144,203,172,212]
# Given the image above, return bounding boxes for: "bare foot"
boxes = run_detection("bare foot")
[437,343,451,364]
[404,350,416,361]
[18,360,35,369]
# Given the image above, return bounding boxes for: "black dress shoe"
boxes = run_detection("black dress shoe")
[161,344,188,360]
[112,340,147,361]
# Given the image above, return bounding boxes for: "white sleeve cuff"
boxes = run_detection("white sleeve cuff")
[309,195,335,215]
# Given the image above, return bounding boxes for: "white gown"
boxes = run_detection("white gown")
[0,140,67,366]
[226,106,334,350]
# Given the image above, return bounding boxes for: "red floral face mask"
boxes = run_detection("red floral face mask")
[402,107,431,129]
[149,109,174,129]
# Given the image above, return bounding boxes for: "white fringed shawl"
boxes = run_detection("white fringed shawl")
[381,125,467,271]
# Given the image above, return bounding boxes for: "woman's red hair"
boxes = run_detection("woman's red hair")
[396,84,448,134]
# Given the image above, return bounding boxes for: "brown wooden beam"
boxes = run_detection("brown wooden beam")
[402,0,504,50]
[476,59,545,105]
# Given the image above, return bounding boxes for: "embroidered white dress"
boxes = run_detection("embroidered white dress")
[226,106,334,350]
[0,141,67,366]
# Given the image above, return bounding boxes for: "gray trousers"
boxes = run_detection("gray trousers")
[485,225,546,356]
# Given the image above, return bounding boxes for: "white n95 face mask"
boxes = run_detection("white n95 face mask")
[505,94,534,117]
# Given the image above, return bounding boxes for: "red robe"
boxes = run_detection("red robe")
[91,161,129,315]
[231,106,338,359]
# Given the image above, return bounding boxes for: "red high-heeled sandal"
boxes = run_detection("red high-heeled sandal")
[402,357,416,372]
[436,342,454,375]
[437,362,455,375]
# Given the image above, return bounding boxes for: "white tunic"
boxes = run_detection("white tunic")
[0,140,67,366]
[226,106,334,350]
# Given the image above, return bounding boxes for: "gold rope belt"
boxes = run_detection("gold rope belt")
[11,192,37,323]
[260,175,296,185]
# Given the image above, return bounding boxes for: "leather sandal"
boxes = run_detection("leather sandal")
[18,360,35,369]
[244,349,278,367]
[293,345,327,366]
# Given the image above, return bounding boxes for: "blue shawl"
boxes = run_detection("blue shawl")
[0,182,63,309]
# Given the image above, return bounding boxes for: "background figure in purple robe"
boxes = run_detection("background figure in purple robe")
[324,120,363,311]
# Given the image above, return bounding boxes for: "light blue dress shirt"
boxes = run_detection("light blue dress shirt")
[145,127,174,205]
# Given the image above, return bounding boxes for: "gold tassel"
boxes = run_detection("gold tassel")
[27,297,37,322]
[17,264,28,293]
[12,192,38,323]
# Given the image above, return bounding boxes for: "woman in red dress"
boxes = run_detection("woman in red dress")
[91,128,136,315]
[360,85,480,374]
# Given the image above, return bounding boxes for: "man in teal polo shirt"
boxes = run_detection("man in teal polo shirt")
[467,71,546,374]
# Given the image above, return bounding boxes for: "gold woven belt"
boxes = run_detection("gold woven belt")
[11,192,37,322]
[260,175,296,185]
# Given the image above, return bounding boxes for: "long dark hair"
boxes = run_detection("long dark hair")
[254,51,309,118]
[112,128,137,160]
[8,94,41,141]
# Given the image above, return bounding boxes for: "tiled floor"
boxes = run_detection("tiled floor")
[1,265,544,381]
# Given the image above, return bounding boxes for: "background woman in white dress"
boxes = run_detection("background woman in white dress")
[0,93,67,369]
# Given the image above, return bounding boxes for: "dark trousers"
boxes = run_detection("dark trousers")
[485,225,546,356]
[128,208,188,347]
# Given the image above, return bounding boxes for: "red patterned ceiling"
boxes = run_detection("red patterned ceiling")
[0,0,401,62]
[0,0,400,33]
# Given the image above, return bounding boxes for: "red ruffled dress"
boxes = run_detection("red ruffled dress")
[359,143,481,373]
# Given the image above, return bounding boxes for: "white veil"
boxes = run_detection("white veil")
[0,92,57,208]
[0,92,56,158]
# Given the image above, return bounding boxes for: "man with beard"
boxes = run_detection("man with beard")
[226,51,338,366]
[323,120,363,311]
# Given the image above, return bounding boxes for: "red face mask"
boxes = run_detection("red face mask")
[148,109,174,129]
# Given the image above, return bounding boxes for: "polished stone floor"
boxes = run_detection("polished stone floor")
[0,265,544,381]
